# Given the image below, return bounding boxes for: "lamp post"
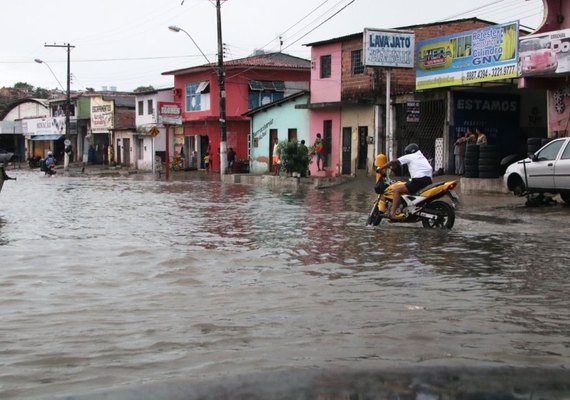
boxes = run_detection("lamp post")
[169,0,227,176]
[37,43,74,170]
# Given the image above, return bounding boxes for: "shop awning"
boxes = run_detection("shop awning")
[31,134,64,141]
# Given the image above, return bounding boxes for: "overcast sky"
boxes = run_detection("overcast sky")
[0,0,544,92]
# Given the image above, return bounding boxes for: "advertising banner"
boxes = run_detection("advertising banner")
[21,117,66,137]
[91,98,114,133]
[158,102,182,125]
[363,28,415,68]
[416,22,519,90]
[519,29,570,77]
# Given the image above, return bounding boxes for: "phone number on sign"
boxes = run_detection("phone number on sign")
[463,65,517,81]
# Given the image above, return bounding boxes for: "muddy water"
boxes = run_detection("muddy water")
[0,170,569,398]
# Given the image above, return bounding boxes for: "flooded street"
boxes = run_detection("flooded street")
[1,169,570,399]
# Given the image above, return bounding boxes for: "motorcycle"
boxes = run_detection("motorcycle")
[367,173,460,229]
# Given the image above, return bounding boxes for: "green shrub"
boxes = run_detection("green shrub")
[277,140,311,176]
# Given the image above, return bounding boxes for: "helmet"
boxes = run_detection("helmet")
[47,151,53,156]
[404,143,419,154]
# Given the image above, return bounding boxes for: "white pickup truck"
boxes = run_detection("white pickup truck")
[503,137,570,204]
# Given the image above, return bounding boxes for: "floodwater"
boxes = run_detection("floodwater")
[1,169,569,399]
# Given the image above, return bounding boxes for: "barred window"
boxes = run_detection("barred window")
[351,49,364,75]
[320,55,331,78]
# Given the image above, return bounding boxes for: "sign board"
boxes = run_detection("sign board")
[416,21,519,90]
[21,117,66,136]
[91,98,114,133]
[158,102,182,125]
[149,127,159,137]
[363,28,415,68]
[519,28,570,77]
[406,101,420,122]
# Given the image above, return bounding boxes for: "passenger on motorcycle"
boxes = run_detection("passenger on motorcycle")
[375,143,433,221]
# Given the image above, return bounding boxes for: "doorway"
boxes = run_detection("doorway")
[358,126,367,170]
[342,127,351,175]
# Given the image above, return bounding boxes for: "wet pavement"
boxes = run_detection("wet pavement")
[0,166,569,399]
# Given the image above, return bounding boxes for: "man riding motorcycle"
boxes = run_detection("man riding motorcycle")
[375,143,432,221]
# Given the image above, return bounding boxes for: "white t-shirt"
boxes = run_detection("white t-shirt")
[398,150,433,179]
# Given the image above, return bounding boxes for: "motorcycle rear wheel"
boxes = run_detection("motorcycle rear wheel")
[422,201,455,229]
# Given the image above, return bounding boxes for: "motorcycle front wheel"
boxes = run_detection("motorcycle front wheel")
[422,200,455,229]
[367,201,383,226]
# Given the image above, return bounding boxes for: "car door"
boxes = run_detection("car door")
[526,139,565,190]
[554,139,570,190]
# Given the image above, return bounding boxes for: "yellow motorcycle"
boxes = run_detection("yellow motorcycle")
[367,172,460,229]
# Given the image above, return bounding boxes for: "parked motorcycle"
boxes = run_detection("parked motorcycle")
[367,173,460,229]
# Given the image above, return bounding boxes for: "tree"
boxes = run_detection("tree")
[14,82,34,94]
[133,85,155,93]
[33,87,50,99]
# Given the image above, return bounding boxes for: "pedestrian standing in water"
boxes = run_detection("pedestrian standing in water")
[453,131,469,175]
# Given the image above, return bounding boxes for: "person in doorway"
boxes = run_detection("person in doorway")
[375,143,433,221]
[476,128,487,145]
[299,140,310,177]
[227,147,236,173]
[313,133,325,171]
[204,152,210,172]
[272,138,280,175]
[453,131,469,175]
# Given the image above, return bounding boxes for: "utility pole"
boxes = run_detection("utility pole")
[216,0,227,176]
[45,43,74,169]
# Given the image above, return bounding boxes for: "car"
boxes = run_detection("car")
[518,37,558,77]
[503,137,570,204]
[0,148,16,164]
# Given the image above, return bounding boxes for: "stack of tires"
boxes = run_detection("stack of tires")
[527,137,550,155]
[478,144,500,178]
[464,144,479,178]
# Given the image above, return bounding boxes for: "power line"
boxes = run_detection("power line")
[282,0,356,51]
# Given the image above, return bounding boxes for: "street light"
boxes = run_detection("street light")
[39,43,74,170]
[168,25,213,65]
[34,59,65,92]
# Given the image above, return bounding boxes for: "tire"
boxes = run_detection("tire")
[479,144,498,153]
[464,170,478,178]
[507,174,526,196]
[422,201,455,229]
[367,201,383,226]
[560,191,570,205]
[478,165,498,173]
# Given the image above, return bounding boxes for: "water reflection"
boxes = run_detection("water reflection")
[0,170,569,399]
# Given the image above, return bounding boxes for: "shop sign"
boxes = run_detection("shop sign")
[158,102,182,125]
[416,21,519,90]
[519,28,570,77]
[364,28,415,68]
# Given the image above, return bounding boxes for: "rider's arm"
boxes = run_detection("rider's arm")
[376,159,400,173]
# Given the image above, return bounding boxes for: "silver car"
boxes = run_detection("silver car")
[0,148,15,164]
[503,137,570,204]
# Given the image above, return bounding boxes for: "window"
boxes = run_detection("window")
[320,55,331,78]
[138,100,144,116]
[351,50,364,75]
[562,141,570,160]
[536,140,564,161]
[147,99,153,115]
[288,128,297,142]
[248,80,285,109]
[185,81,211,112]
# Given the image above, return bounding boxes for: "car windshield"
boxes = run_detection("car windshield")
[520,39,549,52]
[535,139,564,161]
